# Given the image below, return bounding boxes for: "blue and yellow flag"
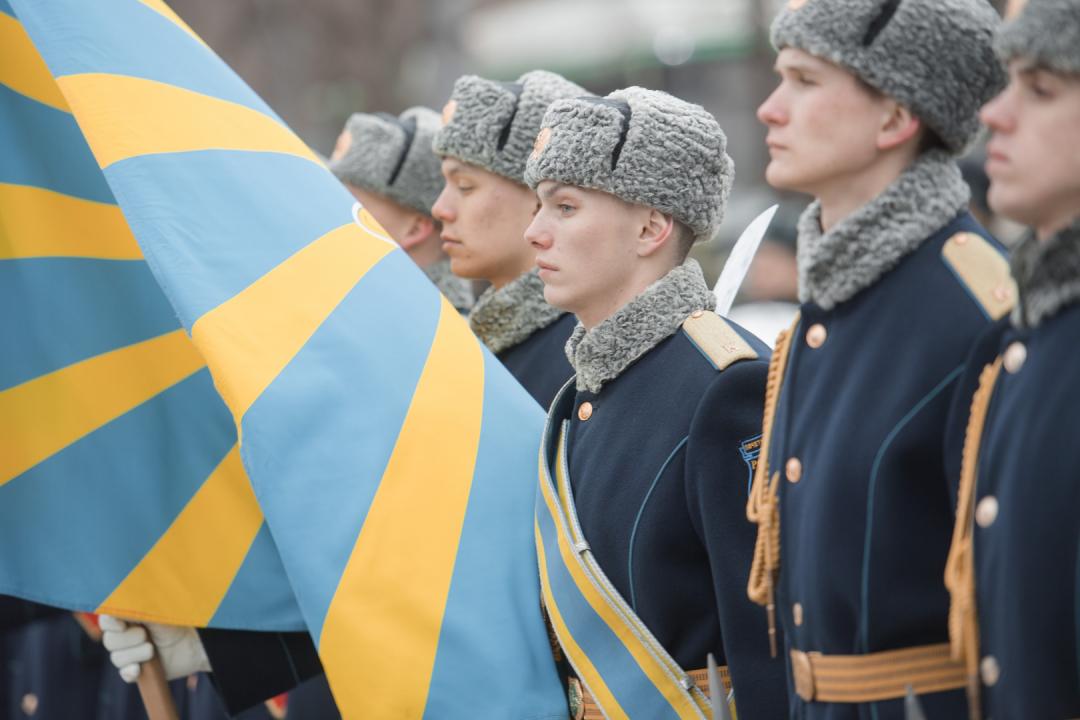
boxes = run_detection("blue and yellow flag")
[4,0,566,716]
[0,0,302,631]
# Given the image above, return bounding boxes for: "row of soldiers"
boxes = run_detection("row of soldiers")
[12,0,1071,717]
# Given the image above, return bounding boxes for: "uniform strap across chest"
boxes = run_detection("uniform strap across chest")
[535,415,721,719]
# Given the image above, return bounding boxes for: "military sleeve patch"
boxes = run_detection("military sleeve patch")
[941,232,1015,321]
[682,311,758,371]
[739,434,762,495]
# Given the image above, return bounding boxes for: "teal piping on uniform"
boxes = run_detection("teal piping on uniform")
[858,365,965,653]
[627,436,689,611]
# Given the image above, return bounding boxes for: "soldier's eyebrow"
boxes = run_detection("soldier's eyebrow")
[540,183,572,201]
[442,159,473,179]
[774,58,820,77]
[1014,58,1042,76]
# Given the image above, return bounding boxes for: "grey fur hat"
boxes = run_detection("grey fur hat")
[997,0,1080,75]
[432,70,587,184]
[771,0,1006,154]
[328,106,443,214]
[524,87,733,243]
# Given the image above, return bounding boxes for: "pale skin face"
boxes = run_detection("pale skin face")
[757,48,923,230]
[525,181,681,330]
[345,185,443,267]
[430,158,539,289]
[981,60,1080,240]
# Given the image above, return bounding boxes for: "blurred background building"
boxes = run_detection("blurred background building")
[169,0,1020,339]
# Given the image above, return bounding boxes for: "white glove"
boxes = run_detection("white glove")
[99,614,210,683]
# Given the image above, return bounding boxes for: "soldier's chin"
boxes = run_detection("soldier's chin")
[764,160,807,194]
[447,255,481,281]
[541,283,574,314]
[986,183,1030,227]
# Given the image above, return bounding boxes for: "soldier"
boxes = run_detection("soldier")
[523,87,786,718]
[328,106,472,314]
[432,70,585,410]
[744,0,1010,718]
[944,1,1080,717]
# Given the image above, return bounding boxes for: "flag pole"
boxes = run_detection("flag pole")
[136,652,180,720]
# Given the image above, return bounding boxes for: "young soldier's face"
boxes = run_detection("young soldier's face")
[982,60,1080,237]
[757,48,893,196]
[431,158,538,287]
[526,181,648,322]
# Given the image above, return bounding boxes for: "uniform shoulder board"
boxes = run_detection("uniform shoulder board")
[682,311,758,372]
[940,232,1015,321]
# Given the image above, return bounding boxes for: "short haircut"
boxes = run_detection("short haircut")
[673,219,696,262]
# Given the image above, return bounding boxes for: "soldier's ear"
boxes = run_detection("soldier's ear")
[400,213,436,251]
[877,100,922,153]
[637,209,675,259]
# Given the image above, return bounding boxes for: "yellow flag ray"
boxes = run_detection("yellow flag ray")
[97,445,264,624]
[0,11,69,111]
[54,73,321,170]
[0,329,206,486]
[190,224,393,428]
[320,299,484,718]
[0,183,143,260]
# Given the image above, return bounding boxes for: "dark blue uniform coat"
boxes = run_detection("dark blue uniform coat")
[547,313,787,718]
[946,301,1080,719]
[499,311,576,412]
[766,213,1010,719]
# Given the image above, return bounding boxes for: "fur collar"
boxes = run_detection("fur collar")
[424,258,473,313]
[566,259,716,393]
[1011,218,1080,329]
[468,268,565,353]
[797,150,971,310]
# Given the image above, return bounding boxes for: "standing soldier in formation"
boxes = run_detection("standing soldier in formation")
[524,87,787,718]
[328,106,473,315]
[944,1,1080,717]
[746,0,1009,717]
[432,69,584,410]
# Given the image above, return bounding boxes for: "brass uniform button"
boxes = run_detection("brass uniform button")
[578,402,593,422]
[785,457,803,483]
[806,323,827,349]
[690,309,704,319]
[953,233,970,245]
[992,284,1012,303]
[975,496,999,528]
[21,694,38,717]
[981,655,1001,686]
[793,602,804,627]
[1003,342,1027,374]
